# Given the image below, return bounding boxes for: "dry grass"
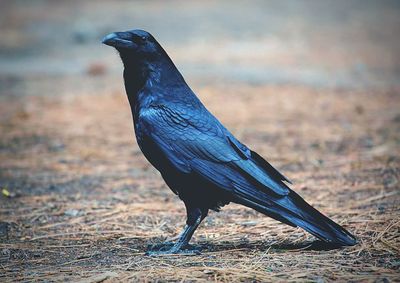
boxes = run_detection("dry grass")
[0,84,399,282]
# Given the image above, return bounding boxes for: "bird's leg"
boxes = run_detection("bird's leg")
[146,206,207,256]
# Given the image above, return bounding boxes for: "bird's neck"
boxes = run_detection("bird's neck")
[122,54,185,116]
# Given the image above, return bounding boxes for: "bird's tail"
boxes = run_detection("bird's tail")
[236,190,357,246]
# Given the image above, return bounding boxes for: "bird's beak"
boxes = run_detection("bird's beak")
[102,32,137,49]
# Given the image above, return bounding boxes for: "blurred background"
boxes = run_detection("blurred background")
[1,1,399,282]
[1,0,400,95]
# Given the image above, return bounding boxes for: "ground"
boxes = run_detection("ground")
[0,1,399,282]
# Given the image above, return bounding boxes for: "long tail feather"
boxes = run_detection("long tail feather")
[236,190,356,246]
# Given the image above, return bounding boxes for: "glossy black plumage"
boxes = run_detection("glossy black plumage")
[102,29,356,254]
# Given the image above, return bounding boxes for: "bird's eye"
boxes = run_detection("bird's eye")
[132,35,147,44]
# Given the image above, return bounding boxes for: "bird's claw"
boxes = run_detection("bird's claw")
[145,242,201,256]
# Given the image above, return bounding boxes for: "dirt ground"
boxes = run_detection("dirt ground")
[1,1,400,282]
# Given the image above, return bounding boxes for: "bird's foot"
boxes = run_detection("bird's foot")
[145,242,201,256]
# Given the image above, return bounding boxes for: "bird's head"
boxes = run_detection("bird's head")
[102,29,162,62]
[102,29,183,89]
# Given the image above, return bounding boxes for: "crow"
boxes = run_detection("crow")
[102,29,356,255]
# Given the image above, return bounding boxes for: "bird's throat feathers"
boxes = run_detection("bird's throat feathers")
[121,51,186,109]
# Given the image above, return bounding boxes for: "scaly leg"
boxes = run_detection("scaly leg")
[146,206,207,256]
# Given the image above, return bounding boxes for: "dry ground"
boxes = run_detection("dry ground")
[1,85,399,282]
[1,1,400,282]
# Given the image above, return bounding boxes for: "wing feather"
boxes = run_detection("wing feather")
[139,104,289,196]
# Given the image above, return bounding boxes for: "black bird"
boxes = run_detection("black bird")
[102,29,356,255]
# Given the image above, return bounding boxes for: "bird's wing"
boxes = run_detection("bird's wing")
[139,104,290,196]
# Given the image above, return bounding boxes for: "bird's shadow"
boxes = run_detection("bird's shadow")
[143,238,343,254]
[200,239,342,252]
